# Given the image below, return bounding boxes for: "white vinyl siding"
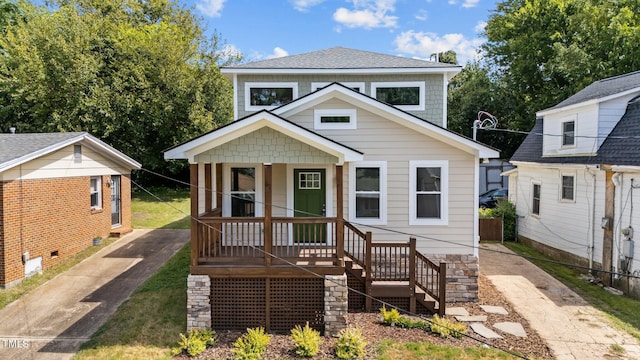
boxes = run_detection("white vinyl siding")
[349,161,387,225]
[0,145,130,181]
[511,164,605,265]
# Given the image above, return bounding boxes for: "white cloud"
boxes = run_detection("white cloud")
[333,0,398,29]
[196,0,227,17]
[267,47,289,59]
[394,30,483,64]
[462,0,480,8]
[448,0,457,5]
[290,0,326,12]
[474,20,487,33]
[415,9,428,21]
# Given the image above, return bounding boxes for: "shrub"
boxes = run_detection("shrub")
[379,307,400,325]
[335,328,367,360]
[290,322,323,357]
[429,315,467,338]
[232,327,271,360]
[478,200,518,241]
[171,328,217,357]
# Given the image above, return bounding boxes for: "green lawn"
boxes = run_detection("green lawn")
[504,242,640,341]
[131,187,190,229]
[377,340,518,360]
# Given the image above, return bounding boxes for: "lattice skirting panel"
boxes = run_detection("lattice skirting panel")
[347,272,365,312]
[210,277,324,333]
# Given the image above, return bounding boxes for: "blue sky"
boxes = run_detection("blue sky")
[180,0,496,64]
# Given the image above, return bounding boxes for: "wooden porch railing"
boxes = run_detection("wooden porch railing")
[344,222,446,316]
[195,209,340,266]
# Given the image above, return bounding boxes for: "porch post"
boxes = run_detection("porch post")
[336,165,345,266]
[215,163,222,210]
[365,231,373,312]
[204,163,212,213]
[190,163,199,266]
[264,163,273,266]
[409,237,417,313]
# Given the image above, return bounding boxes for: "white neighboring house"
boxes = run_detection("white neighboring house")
[507,70,640,297]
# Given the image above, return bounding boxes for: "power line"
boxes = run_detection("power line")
[131,178,531,359]
[135,167,640,280]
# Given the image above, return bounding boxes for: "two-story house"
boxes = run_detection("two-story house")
[507,70,640,298]
[165,47,499,334]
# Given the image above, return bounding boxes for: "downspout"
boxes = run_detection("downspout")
[587,167,598,274]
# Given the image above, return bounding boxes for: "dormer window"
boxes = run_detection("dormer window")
[562,120,575,146]
[245,82,298,111]
[372,81,425,111]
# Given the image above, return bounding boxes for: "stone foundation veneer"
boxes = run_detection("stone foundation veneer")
[187,274,211,331]
[324,274,348,336]
[429,254,479,302]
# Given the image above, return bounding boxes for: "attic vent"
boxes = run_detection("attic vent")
[74,145,82,163]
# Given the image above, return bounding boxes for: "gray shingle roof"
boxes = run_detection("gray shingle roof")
[511,96,640,166]
[543,70,640,111]
[595,96,640,166]
[0,132,86,165]
[0,131,141,172]
[223,47,459,70]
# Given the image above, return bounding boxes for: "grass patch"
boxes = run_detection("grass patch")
[0,237,117,310]
[131,187,190,229]
[504,242,640,340]
[376,340,518,359]
[74,243,190,359]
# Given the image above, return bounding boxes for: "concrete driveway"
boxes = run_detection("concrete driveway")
[480,242,640,360]
[0,229,189,360]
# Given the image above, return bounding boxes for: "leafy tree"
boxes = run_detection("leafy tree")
[0,0,20,33]
[450,0,640,159]
[431,50,458,65]
[0,0,239,183]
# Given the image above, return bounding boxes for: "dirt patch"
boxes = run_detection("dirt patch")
[177,274,552,359]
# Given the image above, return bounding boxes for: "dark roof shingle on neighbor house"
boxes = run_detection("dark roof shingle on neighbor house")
[543,70,640,111]
[0,132,86,165]
[223,46,459,70]
[511,96,640,166]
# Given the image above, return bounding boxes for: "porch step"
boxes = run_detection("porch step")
[370,281,437,313]
[110,227,133,237]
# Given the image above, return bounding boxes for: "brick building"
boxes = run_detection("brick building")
[0,132,140,288]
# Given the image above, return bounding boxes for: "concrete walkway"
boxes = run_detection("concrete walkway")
[0,229,189,360]
[480,242,640,360]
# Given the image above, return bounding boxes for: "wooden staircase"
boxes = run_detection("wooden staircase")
[343,223,447,316]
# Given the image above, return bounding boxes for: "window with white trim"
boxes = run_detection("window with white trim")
[314,109,357,129]
[230,167,256,217]
[311,82,364,93]
[561,175,575,201]
[562,120,575,146]
[372,81,425,111]
[90,176,102,209]
[532,182,541,215]
[349,162,387,224]
[245,82,298,111]
[409,160,448,225]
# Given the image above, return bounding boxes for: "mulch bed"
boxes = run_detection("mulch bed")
[177,274,553,359]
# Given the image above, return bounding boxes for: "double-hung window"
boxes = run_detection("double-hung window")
[561,175,575,201]
[532,182,541,215]
[409,160,448,225]
[562,121,575,146]
[90,176,102,209]
[230,167,256,217]
[349,162,387,225]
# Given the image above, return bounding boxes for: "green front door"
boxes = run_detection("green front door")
[293,169,326,243]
